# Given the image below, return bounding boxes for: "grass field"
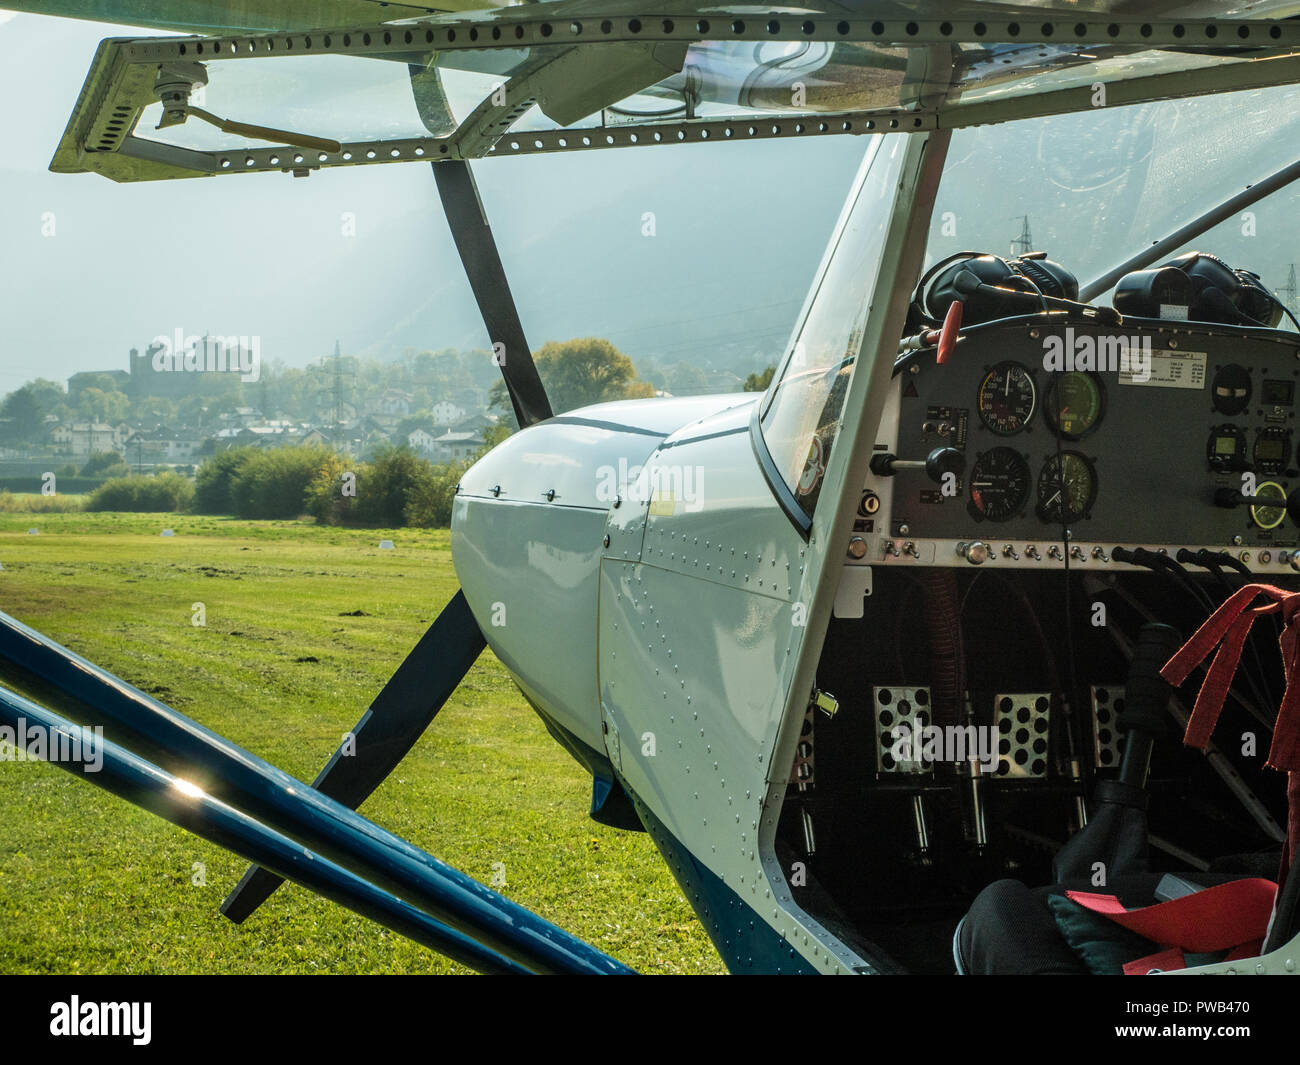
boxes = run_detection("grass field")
[0,512,725,974]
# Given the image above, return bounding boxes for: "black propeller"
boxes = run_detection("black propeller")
[221,590,488,922]
[225,158,552,922]
[432,159,553,429]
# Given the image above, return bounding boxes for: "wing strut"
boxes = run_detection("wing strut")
[0,607,628,973]
[432,159,553,428]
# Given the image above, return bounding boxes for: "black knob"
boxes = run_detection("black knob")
[1216,485,1300,526]
[924,447,965,483]
[869,447,965,485]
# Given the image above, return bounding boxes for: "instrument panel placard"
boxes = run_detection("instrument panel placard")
[1118,350,1207,390]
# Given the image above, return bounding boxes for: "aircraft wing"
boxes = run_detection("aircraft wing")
[29,1,1300,180]
[0,1,508,33]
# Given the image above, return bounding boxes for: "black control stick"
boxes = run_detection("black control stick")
[1214,486,1300,527]
[1117,623,1182,789]
[1052,623,1181,883]
[869,446,964,483]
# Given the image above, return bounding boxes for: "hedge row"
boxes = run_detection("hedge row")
[194,444,471,526]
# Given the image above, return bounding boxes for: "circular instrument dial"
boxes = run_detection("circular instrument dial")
[977,361,1037,436]
[1250,480,1287,531]
[1037,451,1098,524]
[968,448,1032,522]
[1044,371,1105,439]
[1211,364,1252,416]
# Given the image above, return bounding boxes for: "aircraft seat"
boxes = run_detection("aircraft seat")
[954,871,1273,975]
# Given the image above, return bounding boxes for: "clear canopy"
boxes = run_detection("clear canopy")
[757,80,1300,522]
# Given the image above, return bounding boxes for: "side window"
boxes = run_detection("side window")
[759,136,902,519]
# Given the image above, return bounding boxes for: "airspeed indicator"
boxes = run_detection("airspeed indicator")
[977,362,1037,435]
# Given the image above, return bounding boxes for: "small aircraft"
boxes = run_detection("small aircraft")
[5,0,1300,975]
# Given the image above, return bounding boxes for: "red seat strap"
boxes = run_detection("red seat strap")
[1159,583,1300,878]
[1066,878,1277,953]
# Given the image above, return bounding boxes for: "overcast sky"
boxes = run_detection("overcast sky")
[0,11,867,393]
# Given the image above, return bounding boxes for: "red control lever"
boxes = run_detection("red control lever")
[934,300,963,365]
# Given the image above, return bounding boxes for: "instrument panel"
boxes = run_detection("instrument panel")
[858,316,1300,570]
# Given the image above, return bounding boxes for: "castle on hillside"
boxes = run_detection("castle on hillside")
[68,337,259,401]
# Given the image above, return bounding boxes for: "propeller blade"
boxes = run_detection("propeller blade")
[432,159,553,428]
[186,105,343,154]
[221,589,487,923]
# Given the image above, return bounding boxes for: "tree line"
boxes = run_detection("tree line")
[84,439,503,527]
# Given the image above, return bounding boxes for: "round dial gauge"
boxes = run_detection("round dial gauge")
[1044,371,1105,439]
[1206,425,1248,472]
[1250,480,1287,531]
[968,448,1032,522]
[1211,364,1252,416]
[977,362,1037,436]
[1248,483,1289,533]
[1037,451,1098,524]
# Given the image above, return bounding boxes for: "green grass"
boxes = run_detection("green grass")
[0,513,724,974]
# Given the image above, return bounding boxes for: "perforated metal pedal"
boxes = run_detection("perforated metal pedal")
[873,686,932,774]
[993,692,1051,778]
[1090,685,1125,769]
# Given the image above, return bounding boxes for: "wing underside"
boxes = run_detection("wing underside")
[38,1,1300,182]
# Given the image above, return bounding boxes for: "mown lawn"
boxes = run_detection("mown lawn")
[0,513,724,974]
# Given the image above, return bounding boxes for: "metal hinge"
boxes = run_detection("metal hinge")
[810,688,839,719]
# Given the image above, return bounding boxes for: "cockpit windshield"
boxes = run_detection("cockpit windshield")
[758,135,904,519]
[927,83,1300,297]
[759,82,1300,524]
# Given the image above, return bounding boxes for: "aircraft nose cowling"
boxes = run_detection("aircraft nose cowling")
[449,395,751,765]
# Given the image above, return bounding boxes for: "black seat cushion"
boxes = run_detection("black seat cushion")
[956,873,1258,975]
[955,879,1087,975]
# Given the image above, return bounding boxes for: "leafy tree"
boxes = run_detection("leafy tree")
[73,373,122,395]
[488,337,652,415]
[404,461,470,528]
[86,471,194,512]
[76,386,130,424]
[303,451,356,525]
[80,450,127,477]
[230,446,336,519]
[0,380,64,444]
[194,447,256,514]
[744,366,776,392]
[476,422,513,457]
[353,445,427,526]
